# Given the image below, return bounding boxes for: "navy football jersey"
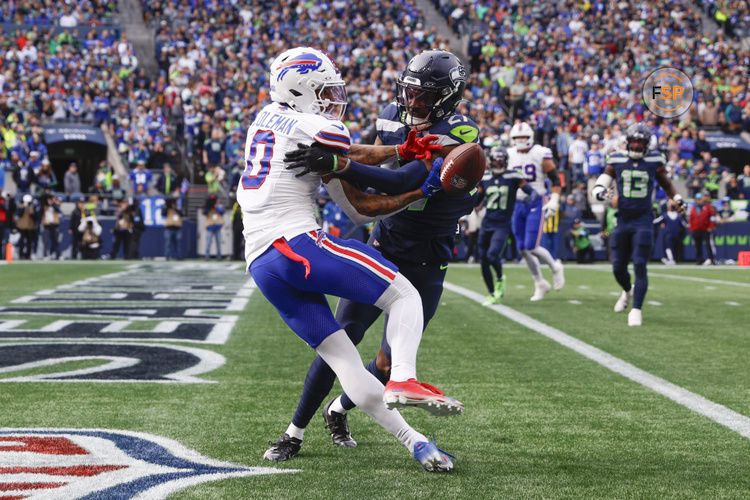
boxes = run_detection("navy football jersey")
[373,103,480,265]
[607,150,665,219]
[477,171,525,228]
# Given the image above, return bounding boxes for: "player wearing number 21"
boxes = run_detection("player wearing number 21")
[592,123,684,327]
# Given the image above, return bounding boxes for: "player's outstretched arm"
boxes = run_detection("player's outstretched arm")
[338,160,442,217]
[592,165,616,201]
[349,130,442,164]
[655,166,685,211]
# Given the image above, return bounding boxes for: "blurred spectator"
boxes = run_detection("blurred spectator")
[203,194,224,260]
[688,164,707,197]
[64,163,82,197]
[739,165,750,200]
[79,215,103,260]
[130,160,153,194]
[156,164,178,195]
[205,164,225,195]
[224,128,244,168]
[541,204,561,261]
[688,193,716,265]
[69,197,86,260]
[202,128,225,173]
[705,160,722,199]
[726,175,740,199]
[677,130,696,160]
[41,194,62,260]
[568,135,588,184]
[36,160,58,193]
[583,136,603,178]
[162,196,183,260]
[128,199,146,259]
[11,153,35,194]
[694,130,711,158]
[717,197,735,223]
[569,218,594,263]
[657,199,688,265]
[110,176,126,201]
[110,199,133,259]
[0,191,14,260]
[15,194,39,260]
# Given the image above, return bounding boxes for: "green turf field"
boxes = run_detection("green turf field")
[0,261,749,498]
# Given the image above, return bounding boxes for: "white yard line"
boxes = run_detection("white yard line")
[647,273,750,288]
[444,281,750,440]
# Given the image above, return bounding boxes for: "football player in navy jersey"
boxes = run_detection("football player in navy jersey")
[476,146,539,305]
[592,123,684,327]
[266,50,480,462]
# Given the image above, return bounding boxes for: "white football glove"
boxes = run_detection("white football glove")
[542,192,559,219]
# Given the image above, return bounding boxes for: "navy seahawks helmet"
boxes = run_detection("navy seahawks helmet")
[396,50,466,129]
[489,146,508,175]
[625,123,651,160]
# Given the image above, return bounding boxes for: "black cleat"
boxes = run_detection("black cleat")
[323,399,357,447]
[263,433,302,462]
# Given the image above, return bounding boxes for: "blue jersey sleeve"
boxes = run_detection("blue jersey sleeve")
[341,159,428,195]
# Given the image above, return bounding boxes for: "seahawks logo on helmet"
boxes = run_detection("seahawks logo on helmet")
[396,50,467,129]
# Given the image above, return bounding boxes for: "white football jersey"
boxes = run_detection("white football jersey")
[237,103,351,265]
[507,144,553,199]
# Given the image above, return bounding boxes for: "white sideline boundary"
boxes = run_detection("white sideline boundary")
[444,281,750,440]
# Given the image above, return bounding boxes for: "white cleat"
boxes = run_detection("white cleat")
[530,279,552,302]
[552,261,565,290]
[628,308,642,327]
[613,286,633,313]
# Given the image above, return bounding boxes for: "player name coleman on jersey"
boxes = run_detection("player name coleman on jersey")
[0,428,298,499]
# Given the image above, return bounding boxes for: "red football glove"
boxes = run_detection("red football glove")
[397,129,443,161]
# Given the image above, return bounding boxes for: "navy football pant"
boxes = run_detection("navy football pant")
[610,219,652,309]
[291,255,446,428]
[478,224,510,294]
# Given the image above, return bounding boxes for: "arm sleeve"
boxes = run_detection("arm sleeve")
[340,159,428,194]
[521,183,536,196]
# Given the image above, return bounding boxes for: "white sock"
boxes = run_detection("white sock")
[329,396,347,415]
[375,273,423,382]
[531,245,556,269]
[522,250,542,280]
[316,330,427,452]
[665,248,674,262]
[285,423,305,440]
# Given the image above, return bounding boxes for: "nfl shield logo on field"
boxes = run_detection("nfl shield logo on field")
[0,428,298,499]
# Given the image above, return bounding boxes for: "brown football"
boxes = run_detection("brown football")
[439,142,486,196]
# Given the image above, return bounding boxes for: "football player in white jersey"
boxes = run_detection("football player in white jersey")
[507,121,565,301]
[238,47,460,472]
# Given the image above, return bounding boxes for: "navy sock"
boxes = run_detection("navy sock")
[340,358,388,411]
[612,261,631,292]
[291,355,337,429]
[480,260,494,293]
[633,263,648,309]
[491,259,503,282]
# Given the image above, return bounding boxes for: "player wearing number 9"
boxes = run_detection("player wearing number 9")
[507,121,565,301]
[591,123,684,327]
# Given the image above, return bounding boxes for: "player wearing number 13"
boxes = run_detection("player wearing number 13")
[592,123,684,327]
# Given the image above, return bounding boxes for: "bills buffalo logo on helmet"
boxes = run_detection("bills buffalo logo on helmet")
[0,428,298,499]
[275,53,323,81]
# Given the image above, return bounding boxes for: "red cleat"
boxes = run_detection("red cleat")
[383,379,464,416]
